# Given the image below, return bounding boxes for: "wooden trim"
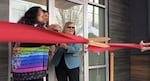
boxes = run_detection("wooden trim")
[110,52,114,81]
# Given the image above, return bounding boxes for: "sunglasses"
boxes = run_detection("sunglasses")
[67,26,75,29]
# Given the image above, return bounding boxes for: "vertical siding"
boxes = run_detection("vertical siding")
[129,0,148,54]
[129,0,150,81]
[0,0,9,81]
[0,43,9,81]
[0,0,9,21]
[108,0,130,81]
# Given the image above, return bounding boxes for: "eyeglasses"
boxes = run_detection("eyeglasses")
[67,26,75,29]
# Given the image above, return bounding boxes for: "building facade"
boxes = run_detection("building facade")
[0,0,149,81]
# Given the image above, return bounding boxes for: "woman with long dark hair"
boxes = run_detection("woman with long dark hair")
[12,6,49,81]
[18,6,44,26]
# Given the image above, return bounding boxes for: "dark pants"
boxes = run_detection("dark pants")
[55,56,79,81]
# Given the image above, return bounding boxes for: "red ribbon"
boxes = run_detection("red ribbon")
[88,43,142,52]
[0,21,143,53]
[0,21,88,43]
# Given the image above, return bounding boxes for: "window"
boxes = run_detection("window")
[89,68,106,81]
[89,0,105,5]
[88,0,108,81]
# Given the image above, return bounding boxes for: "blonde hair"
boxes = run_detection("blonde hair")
[48,24,61,31]
[63,21,76,35]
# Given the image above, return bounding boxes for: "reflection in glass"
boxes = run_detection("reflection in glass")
[55,3,84,36]
[88,5,105,66]
[89,68,106,81]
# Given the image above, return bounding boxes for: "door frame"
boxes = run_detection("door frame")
[48,0,109,81]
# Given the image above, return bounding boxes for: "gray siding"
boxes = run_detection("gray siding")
[129,0,149,54]
[129,0,150,81]
[0,0,9,21]
[108,0,130,81]
[0,0,9,81]
[0,43,9,81]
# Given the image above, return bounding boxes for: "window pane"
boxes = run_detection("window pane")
[10,0,47,22]
[89,0,105,5]
[89,68,106,81]
[89,52,105,65]
[88,5,105,37]
[88,5,105,66]
[55,2,84,36]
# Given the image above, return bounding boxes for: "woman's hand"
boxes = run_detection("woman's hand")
[140,40,150,52]
[140,40,150,46]
[59,43,68,49]
[141,47,149,52]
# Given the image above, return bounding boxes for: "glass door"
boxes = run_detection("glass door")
[48,0,85,81]
[88,0,109,81]
[48,0,109,81]
[88,4,107,81]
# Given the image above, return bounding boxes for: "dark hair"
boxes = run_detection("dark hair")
[18,6,42,25]
[42,9,48,13]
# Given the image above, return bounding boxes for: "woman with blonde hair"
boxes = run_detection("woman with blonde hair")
[47,24,62,56]
[51,21,81,81]
[48,24,61,32]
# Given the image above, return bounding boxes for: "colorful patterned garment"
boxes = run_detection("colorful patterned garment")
[12,46,49,81]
